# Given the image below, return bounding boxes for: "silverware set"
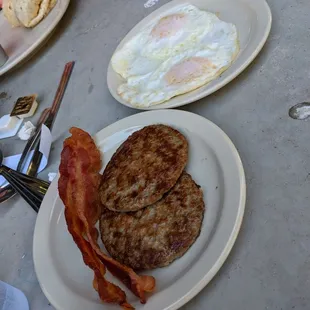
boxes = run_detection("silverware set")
[0,61,75,211]
[0,149,49,212]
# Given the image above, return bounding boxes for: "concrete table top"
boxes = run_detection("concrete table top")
[1,0,310,309]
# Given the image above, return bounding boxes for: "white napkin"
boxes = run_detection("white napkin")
[0,125,52,186]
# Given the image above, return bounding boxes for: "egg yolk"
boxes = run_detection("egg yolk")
[151,14,186,39]
[164,57,217,85]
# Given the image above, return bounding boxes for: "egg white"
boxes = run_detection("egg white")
[111,4,239,107]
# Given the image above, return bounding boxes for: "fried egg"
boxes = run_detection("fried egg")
[111,4,239,107]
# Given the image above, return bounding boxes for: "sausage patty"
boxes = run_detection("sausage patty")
[100,173,205,270]
[99,125,188,212]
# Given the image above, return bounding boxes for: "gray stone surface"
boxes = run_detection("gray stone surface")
[1,0,310,309]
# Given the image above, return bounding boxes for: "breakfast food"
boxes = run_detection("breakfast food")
[2,0,21,27]
[111,4,239,107]
[100,172,205,270]
[99,124,188,212]
[59,124,205,309]
[2,0,57,28]
[58,128,155,309]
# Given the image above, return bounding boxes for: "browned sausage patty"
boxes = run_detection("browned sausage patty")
[99,125,188,212]
[99,173,204,270]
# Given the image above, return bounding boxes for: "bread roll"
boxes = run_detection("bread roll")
[3,0,21,27]
[3,0,57,28]
[14,0,57,28]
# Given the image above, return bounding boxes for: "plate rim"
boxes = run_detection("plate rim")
[0,0,70,77]
[107,0,272,110]
[33,110,246,310]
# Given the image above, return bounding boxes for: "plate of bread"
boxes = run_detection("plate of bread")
[0,0,70,76]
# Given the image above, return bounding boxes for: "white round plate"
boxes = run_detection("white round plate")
[0,0,70,77]
[33,110,246,310]
[107,0,272,110]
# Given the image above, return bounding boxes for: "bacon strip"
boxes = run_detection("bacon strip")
[58,127,155,309]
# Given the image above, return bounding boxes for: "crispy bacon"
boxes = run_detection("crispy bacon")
[58,127,155,309]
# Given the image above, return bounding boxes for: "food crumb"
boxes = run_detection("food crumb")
[144,0,159,8]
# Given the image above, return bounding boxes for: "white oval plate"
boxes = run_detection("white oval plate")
[107,0,272,110]
[0,0,70,76]
[33,110,246,310]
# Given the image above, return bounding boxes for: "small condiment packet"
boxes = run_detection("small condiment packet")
[10,94,38,119]
[18,121,36,140]
[0,114,23,140]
